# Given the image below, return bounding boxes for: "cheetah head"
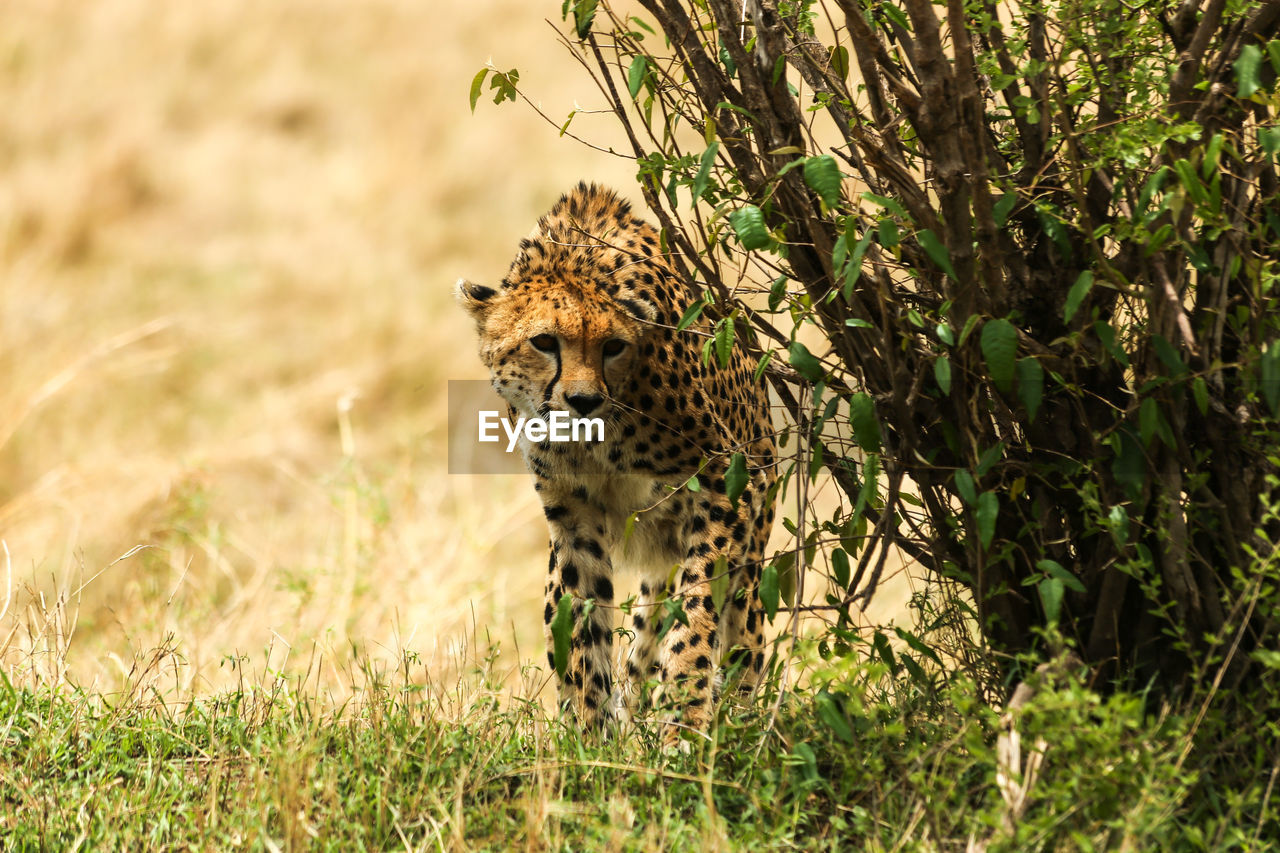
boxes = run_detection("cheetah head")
[456,276,653,425]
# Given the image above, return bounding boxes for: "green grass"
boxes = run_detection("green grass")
[3,636,1275,851]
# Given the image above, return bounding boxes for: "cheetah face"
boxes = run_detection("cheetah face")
[456,277,648,427]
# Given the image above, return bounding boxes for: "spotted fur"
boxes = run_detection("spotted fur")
[457,183,777,736]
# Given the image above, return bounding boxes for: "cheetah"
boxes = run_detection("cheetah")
[457,183,777,737]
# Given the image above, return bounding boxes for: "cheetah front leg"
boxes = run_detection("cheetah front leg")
[717,546,767,693]
[618,573,673,721]
[718,486,773,693]
[647,498,748,739]
[539,489,616,731]
[652,559,719,739]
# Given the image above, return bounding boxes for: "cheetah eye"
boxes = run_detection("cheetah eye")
[602,339,628,358]
[530,334,559,353]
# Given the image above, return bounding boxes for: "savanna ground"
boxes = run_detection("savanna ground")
[1,1,1273,850]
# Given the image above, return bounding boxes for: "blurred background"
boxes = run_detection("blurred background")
[0,0,646,694]
[0,0,912,698]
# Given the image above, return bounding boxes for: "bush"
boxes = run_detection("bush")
[484,0,1280,698]
[477,1,1280,843]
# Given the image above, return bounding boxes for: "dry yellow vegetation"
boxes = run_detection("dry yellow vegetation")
[0,0,916,701]
[0,0,643,695]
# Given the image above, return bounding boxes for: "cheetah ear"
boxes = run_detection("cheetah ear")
[456,278,500,320]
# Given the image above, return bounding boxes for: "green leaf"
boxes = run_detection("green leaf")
[754,351,772,382]
[1108,504,1130,547]
[558,110,577,137]
[1203,133,1223,179]
[861,192,908,219]
[872,631,898,673]
[829,45,850,80]
[709,555,729,614]
[831,232,848,273]
[1146,223,1174,255]
[1094,321,1130,368]
[975,491,998,549]
[1173,158,1207,206]
[848,392,882,453]
[779,557,796,606]
[469,69,489,112]
[881,3,908,30]
[1262,343,1280,416]
[725,452,748,507]
[488,69,520,105]
[1038,577,1064,624]
[1193,376,1209,415]
[768,275,788,311]
[686,475,701,492]
[916,229,957,279]
[803,155,843,207]
[993,191,1017,227]
[893,626,942,666]
[627,55,648,98]
[1017,357,1043,422]
[954,469,977,507]
[856,455,879,521]
[976,442,1004,477]
[789,341,825,381]
[1138,167,1169,214]
[771,54,787,86]
[1037,204,1071,258]
[676,299,706,331]
[808,438,830,483]
[1262,126,1280,159]
[760,565,780,620]
[1139,397,1160,447]
[1110,429,1146,502]
[936,323,955,347]
[729,205,771,250]
[934,355,952,395]
[571,0,597,38]
[815,690,855,744]
[718,39,737,76]
[900,653,928,685]
[1252,649,1280,670]
[878,218,900,250]
[656,597,690,640]
[790,742,819,786]
[831,547,850,589]
[691,142,719,205]
[1063,270,1093,322]
[845,318,873,329]
[551,594,573,678]
[843,230,874,300]
[981,318,1018,393]
[1036,559,1086,594]
[714,316,734,368]
[1152,335,1188,378]
[1236,43,1262,98]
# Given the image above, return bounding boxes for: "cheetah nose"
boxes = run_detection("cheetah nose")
[565,393,605,417]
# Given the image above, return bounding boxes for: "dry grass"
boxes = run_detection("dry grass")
[0,0,644,696]
[0,0,917,701]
